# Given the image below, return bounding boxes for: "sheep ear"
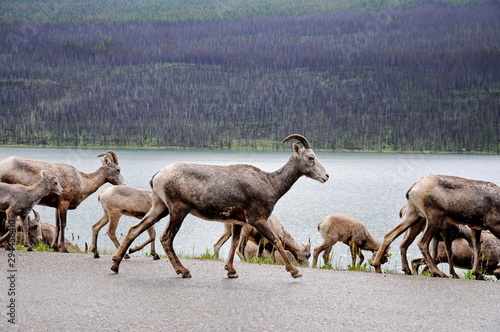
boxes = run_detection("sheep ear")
[40,170,47,179]
[292,143,301,154]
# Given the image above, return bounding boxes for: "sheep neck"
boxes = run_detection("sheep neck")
[79,167,108,201]
[268,155,303,201]
[27,179,50,206]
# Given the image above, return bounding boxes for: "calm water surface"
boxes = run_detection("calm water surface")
[1,147,499,273]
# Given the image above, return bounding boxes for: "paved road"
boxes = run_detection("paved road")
[2,250,499,331]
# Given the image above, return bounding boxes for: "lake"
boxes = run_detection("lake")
[1,147,499,273]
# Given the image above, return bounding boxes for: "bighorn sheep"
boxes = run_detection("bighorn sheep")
[397,205,472,278]
[1,211,79,252]
[312,214,388,268]
[111,134,329,278]
[0,210,42,248]
[14,210,42,245]
[90,185,159,259]
[38,222,81,252]
[0,151,125,252]
[0,170,63,250]
[213,215,311,266]
[371,175,500,280]
[411,232,500,279]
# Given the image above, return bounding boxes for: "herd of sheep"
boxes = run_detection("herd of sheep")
[1,135,499,280]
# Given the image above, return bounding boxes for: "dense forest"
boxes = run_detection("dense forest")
[0,0,499,152]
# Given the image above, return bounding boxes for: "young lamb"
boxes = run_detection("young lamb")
[411,232,500,279]
[312,214,388,268]
[90,185,158,259]
[213,215,311,266]
[0,170,63,251]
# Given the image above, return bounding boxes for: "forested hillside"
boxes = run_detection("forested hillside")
[0,1,498,152]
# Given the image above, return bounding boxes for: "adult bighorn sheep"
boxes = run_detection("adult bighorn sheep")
[213,215,311,266]
[397,205,472,278]
[311,214,388,268]
[371,175,500,280]
[90,185,159,259]
[0,171,63,250]
[411,232,500,279]
[111,134,329,278]
[0,151,125,252]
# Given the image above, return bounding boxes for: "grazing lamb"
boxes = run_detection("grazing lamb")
[411,232,500,279]
[213,215,311,266]
[0,170,63,250]
[90,185,159,259]
[38,222,81,252]
[14,210,42,245]
[312,214,388,268]
[0,151,125,252]
[398,205,472,278]
[241,240,298,265]
[0,210,42,248]
[111,134,329,279]
[371,175,500,280]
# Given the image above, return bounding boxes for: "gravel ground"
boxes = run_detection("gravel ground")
[2,250,499,331]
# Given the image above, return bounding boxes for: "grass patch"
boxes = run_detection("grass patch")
[347,262,373,272]
[33,242,55,252]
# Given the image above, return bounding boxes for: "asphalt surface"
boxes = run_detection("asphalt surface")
[2,250,499,331]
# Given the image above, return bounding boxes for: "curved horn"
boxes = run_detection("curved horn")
[106,151,119,164]
[33,210,40,221]
[281,134,311,149]
[97,151,119,164]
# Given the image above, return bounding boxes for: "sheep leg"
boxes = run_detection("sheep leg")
[213,223,231,260]
[312,241,335,268]
[400,219,425,275]
[442,236,459,278]
[160,206,191,278]
[417,216,447,278]
[129,226,159,260]
[89,212,109,258]
[470,229,484,280]
[252,218,301,278]
[225,224,242,278]
[322,245,332,267]
[0,231,9,245]
[237,223,253,261]
[349,243,358,267]
[358,249,365,266]
[372,204,420,273]
[53,202,70,253]
[111,196,168,273]
[1,211,16,249]
[105,214,131,259]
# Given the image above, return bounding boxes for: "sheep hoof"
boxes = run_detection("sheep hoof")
[178,270,191,278]
[27,247,33,252]
[111,265,119,273]
[473,273,485,280]
[227,271,239,278]
[93,253,100,259]
[291,270,302,278]
[124,253,130,259]
[432,271,448,278]
[152,254,160,260]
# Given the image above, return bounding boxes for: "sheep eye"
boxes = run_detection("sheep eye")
[308,157,315,162]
